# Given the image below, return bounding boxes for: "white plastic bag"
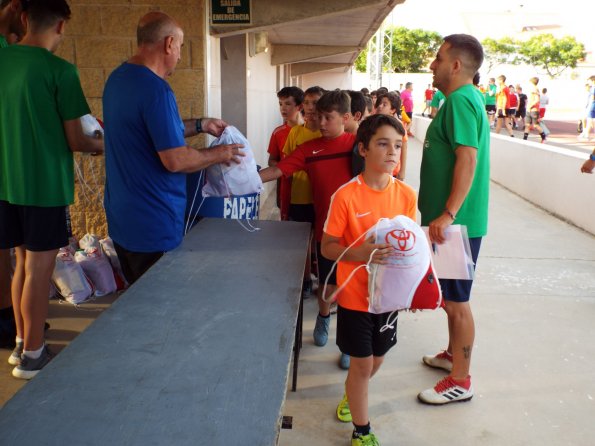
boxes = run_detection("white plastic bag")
[79,233,101,251]
[100,237,128,289]
[202,126,263,197]
[80,114,104,137]
[52,248,94,304]
[75,248,117,297]
[366,216,442,313]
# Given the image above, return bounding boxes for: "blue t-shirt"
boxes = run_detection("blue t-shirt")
[103,63,186,252]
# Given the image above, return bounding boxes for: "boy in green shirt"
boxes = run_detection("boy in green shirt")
[0,0,103,380]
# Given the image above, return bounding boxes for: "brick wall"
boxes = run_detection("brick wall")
[60,0,207,240]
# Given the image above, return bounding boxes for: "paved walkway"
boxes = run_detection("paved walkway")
[278,137,595,446]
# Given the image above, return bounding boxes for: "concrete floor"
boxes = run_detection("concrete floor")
[278,140,595,445]
[1,138,594,446]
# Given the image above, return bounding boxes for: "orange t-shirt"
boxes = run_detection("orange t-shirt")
[323,175,417,312]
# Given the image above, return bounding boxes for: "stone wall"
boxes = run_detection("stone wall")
[60,0,206,239]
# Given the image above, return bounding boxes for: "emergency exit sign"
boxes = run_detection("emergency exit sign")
[211,0,251,25]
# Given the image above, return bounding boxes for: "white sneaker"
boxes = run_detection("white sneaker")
[418,375,473,405]
[422,350,453,372]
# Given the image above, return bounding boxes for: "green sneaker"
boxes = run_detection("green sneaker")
[351,432,380,446]
[336,393,352,422]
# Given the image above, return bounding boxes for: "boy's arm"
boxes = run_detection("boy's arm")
[258,165,283,183]
[321,233,392,265]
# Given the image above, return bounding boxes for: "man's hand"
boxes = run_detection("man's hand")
[202,118,228,137]
[428,213,453,244]
[213,143,244,166]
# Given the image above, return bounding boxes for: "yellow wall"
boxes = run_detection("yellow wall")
[59,0,207,239]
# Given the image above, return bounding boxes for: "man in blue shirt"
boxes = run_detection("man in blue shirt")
[103,11,243,284]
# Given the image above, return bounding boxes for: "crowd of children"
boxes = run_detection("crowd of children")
[260,84,423,446]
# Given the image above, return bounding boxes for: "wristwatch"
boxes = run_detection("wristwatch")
[195,118,203,134]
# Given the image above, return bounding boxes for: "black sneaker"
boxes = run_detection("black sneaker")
[12,345,53,380]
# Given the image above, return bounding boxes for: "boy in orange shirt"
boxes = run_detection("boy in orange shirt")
[259,90,355,369]
[321,114,417,446]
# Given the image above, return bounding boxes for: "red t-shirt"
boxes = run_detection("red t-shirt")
[425,89,434,100]
[277,132,355,241]
[267,123,292,220]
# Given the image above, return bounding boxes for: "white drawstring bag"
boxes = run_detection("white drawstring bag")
[75,248,117,297]
[79,233,101,251]
[366,216,442,314]
[324,215,442,313]
[80,114,104,137]
[202,126,263,197]
[52,248,94,304]
[100,237,128,289]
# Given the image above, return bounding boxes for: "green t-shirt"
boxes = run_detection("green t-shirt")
[484,83,496,106]
[430,90,445,109]
[418,84,490,237]
[0,35,8,48]
[0,45,90,206]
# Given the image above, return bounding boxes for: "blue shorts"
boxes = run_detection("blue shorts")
[440,237,482,303]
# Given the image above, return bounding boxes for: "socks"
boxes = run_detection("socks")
[15,336,23,344]
[353,422,371,437]
[523,133,528,140]
[23,344,44,359]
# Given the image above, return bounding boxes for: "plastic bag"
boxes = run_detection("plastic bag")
[202,126,263,197]
[100,237,128,289]
[366,216,442,313]
[80,114,104,137]
[52,248,94,304]
[79,233,101,251]
[75,248,117,297]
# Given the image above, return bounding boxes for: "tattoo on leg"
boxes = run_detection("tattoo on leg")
[462,345,472,359]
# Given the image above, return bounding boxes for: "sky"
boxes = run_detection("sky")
[388,0,594,51]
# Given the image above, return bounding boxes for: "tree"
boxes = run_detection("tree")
[481,37,520,72]
[518,34,586,78]
[354,26,442,73]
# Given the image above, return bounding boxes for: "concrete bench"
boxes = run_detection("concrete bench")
[0,218,310,445]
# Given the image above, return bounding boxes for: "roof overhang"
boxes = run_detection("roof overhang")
[210,0,405,74]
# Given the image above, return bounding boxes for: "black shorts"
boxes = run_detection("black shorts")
[113,241,164,285]
[496,109,507,119]
[485,105,496,115]
[405,111,413,120]
[288,204,315,225]
[316,242,336,285]
[0,200,68,252]
[515,108,526,119]
[440,237,482,303]
[506,108,516,117]
[336,305,398,357]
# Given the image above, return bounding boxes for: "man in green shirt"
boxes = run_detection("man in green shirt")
[417,34,490,405]
[0,0,104,380]
[0,0,26,350]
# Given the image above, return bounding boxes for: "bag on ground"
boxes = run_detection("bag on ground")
[52,248,94,304]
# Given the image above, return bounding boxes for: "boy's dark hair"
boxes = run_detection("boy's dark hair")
[360,87,370,95]
[375,91,401,112]
[26,0,70,32]
[347,90,366,117]
[364,95,373,113]
[376,86,389,94]
[356,114,405,150]
[304,85,326,97]
[443,34,484,74]
[473,72,480,86]
[277,86,304,106]
[316,90,350,115]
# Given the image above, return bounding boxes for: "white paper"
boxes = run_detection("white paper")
[422,225,475,280]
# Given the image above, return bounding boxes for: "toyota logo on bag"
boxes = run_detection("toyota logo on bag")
[385,229,416,251]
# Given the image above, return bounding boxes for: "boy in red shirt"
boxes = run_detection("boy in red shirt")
[266,86,304,220]
[259,90,355,368]
[322,114,416,446]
